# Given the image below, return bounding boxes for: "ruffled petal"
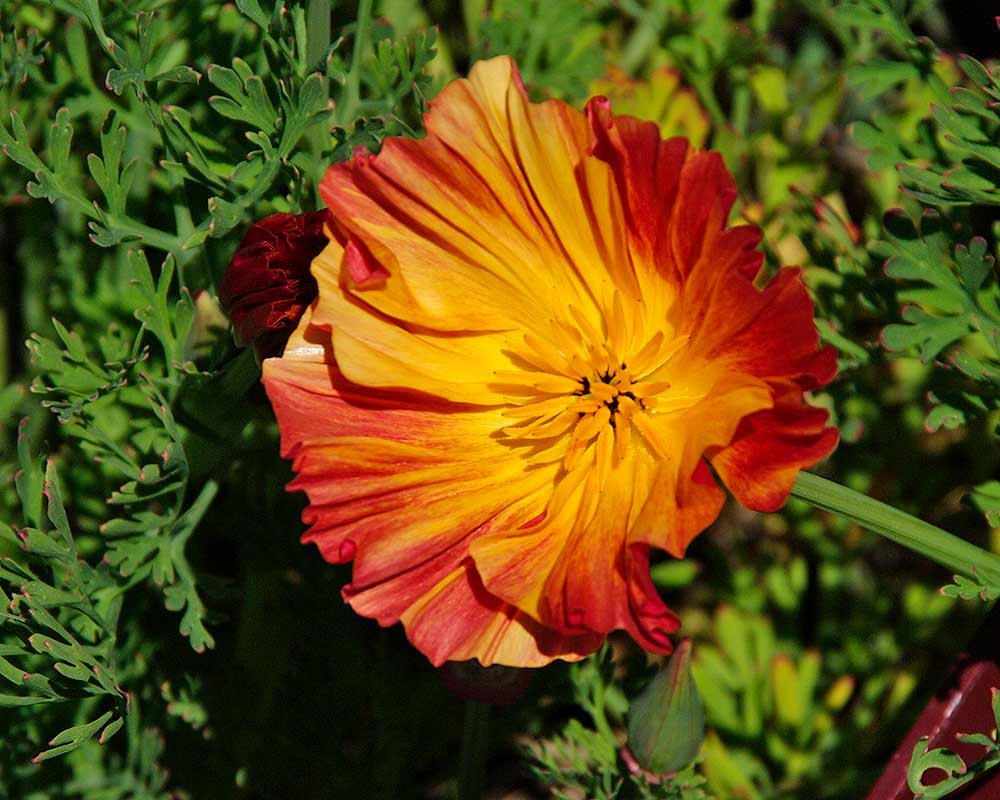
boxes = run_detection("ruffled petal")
[263,356,611,665]
[264,358,553,578]
[391,560,602,667]
[259,55,839,667]
[315,247,516,404]
[319,56,628,335]
[685,266,838,390]
[342,498,601,667]
[586,98,687,273]
[470,451,681,653]
[585,98,738,288]
[710,387,840,512]
[630,458,728,560]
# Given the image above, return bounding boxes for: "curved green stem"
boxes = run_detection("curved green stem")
[791,472,1000,586]
[619,0,670,75]
[339,0,373,125]
[306,0,331,75]
[306,0,331,207]
[590,670,617,746]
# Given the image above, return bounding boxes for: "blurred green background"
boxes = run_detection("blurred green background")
[3,1,1000,798]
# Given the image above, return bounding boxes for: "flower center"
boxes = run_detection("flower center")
[493,297,697,471]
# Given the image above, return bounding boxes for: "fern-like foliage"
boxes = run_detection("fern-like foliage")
[475,0,608,100]
[0,0,440,790]
[877,209,1000,430]
[1,443,127,762]
[897,54,1000,207]
[940,574,999,602]
[908,687,1000,799]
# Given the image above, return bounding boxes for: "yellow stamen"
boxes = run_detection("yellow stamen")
[569,353,591,377]
[628,331,665,376]
[613,416,632,462]
[518,410,579,440]
[594,425,614,489]
[608,292,629,357]
[612,372,632,391]
[589,382,618,402]
[521,332,574,376]
[553,319,585,352]
[567,398,601,414]
[616,394,639,418]
[636,335,690,381]
[501,396,573,418]
[549,447,594,512]
[495,292,698,476]
[568,304,603,347]
[633,412,673,460]
[631,381,672,399]
[563,436,592,471]
[649,393,704,414]
[573,405,611,443]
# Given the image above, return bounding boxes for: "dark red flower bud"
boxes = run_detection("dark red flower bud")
[219,211,328,359]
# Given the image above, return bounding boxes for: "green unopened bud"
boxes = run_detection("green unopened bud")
[625,639,705,777]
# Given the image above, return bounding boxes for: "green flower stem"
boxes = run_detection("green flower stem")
[306,0,332,206]
[306,0,331,75]
[339,0,373,125]
[458,700,490,800]
[688,71,730,134]
[619,0,670,75]
[462,0,487,49]
[36,168,184,253]
[791,472,1000,586]
[590,669,617,747]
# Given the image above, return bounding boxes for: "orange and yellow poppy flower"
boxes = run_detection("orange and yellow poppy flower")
[263,56,837,667]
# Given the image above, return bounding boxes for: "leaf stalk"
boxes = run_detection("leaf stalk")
[792,472,1000,587]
